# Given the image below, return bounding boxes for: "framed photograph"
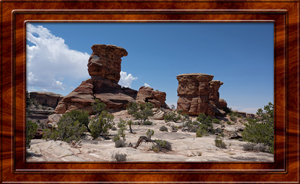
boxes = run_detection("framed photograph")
[1,0,299,183]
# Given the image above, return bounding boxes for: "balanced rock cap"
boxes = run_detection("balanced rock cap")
[177,73,214,82]
[91,44,128,57]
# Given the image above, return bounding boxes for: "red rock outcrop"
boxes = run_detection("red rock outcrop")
[29,92,64,108]
[88,44,128,83]
[136,86,169,108]
[55,44,137,114]
[177,73,226,117]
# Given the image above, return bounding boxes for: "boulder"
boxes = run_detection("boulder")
[218,99,228,109]
[29,91,64,108]
[176,73,226,117]
[246,113,257,118]
[136,86,169,108]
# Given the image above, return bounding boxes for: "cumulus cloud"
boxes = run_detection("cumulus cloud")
[119,71,137,88]
[144,83,150,87]
[27,24,137,92]
[26,24,90,91]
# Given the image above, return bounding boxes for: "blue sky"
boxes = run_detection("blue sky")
[26,22,274,113]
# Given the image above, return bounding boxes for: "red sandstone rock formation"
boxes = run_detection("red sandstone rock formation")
[136,86,169,109]
[176,73,226,117]
[55,44,137,114]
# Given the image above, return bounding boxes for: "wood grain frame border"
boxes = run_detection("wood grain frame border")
[1,1,299,183]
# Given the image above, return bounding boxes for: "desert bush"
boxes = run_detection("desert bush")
[146,129,154,138]
[152,139,172,152]
[164,111,182,123]
[159,126,168,132]
[91,99,106,115]
[111,126,117,131]
[26,120,38,148]
[117,118,127,141]
[193,121,200,125]
[242,142,256,151]
[223,107,233,114]
[115,139,126,148]
[213,119,220,124]
[111,152,127,162]
[126,102,139,115]
[196,125,208,137]
[215,135,227,149]
[196,113,207,122]
[143,121,153,125]
[227,121,232,125]
[89,111,114,139]
[127,120,133,133]
[112,134,120,142]
[242,102,274,154]
[42,129,51,141]
[230,115,237,122]
[132,103,154,124]
[42,111,89,143]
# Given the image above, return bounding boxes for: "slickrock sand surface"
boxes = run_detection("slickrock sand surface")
[27,119,274,162]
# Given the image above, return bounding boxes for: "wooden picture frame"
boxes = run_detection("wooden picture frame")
[1,0,299,183]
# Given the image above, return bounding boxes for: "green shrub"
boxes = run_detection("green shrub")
[213,119,220,124]
[242,102,274,154]
[215,135,227,149]
[143,121,153,125]
[227,121,232,125]
[146,129,154,138]
[132,103,154,124]
[89,111,114,139]
[42,129,52,141]
[55,120,87,143]
[196,125,208,137]
[115,139,126,148]
[26,120,38,148]
[112,135,120,142]
[196,113,207,122]
[152,139,172,152]
[91,99,106,115]
[126,102,139,115]
[164,111,182,123]
[223,107,233,114]
[159,126,168,132]
[230,115,237,122]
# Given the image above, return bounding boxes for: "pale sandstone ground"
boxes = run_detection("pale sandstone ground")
[27,111,274,162]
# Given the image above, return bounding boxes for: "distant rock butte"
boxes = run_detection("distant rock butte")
[177,73,227,117]
[29,91,64,108]
[55,44,167,114]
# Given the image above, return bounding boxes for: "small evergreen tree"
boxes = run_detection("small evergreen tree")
[89,111,114,139]
[26,120,38,148]
[242,102,274,153]
[132,103,154,124]
[91,99,106,115]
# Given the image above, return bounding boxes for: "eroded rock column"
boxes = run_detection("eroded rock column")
[177,73,214,116]
[177,73,226,117]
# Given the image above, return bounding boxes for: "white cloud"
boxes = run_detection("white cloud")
[119,71,137,88]
[144,83,150,87]
[26,24,90,92]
